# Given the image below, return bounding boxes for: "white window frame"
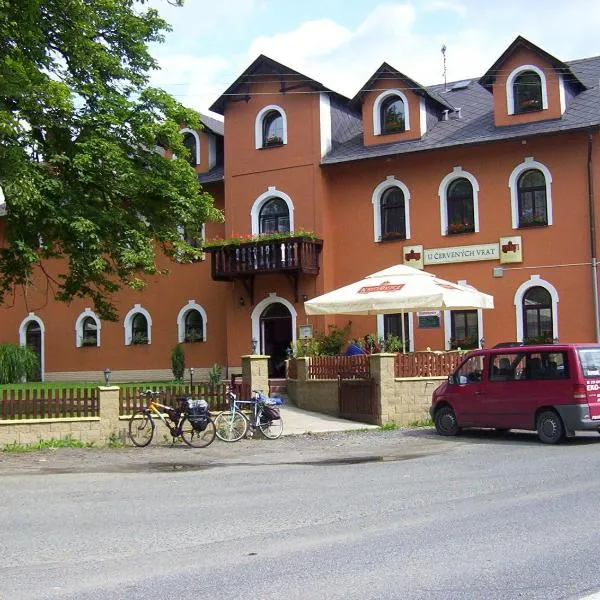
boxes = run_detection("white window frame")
[372,176,411,242]
[438,167,480,236]
[513,275,559,343]
[75,308,101,348]
[19,313,45,381]
[443,281,484,350]
[177,300,208,343]
[506,65,548,115]
[178,128,201,165]
[376,314,414,352]
[255,105,288,149]
[123,304,152,346]
[373,89,410,135]
[250,186,294,235]
[508,157,553,229]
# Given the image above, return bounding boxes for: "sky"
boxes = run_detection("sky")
[146,0,600,119]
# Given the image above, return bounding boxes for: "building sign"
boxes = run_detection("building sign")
[403,245,424,270]
[424,243,499,265]
[298,325,313,339]
[417,311,441,329]
[499,236,523,264]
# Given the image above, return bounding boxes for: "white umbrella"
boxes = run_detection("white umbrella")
[304,264,494,351]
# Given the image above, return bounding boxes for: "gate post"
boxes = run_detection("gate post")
[368,353,396,426]
[241,354,270,395]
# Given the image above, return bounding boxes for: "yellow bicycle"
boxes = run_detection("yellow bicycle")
[128,390,216,448]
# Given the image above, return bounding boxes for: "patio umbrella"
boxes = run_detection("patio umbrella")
[304,264,494,351]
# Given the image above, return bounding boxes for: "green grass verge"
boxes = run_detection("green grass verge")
[2,436,95,452]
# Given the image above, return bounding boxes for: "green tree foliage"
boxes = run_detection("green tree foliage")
[0,0,223,319]
[170,344,185,381]
[0,343,38,383]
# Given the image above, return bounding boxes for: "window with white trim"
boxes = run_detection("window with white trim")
[509,158,553,229]
[251,187,295,235]
[373,90,410,135]
[513,276,559,343]
[124,305,152,346]
[75,309,101,347]
[178,128,200,166]
[506,65,548,115]
[372,177,411,243]
[255,105,288,149]
[439,167,480,236]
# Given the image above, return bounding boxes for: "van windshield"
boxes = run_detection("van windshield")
[577,347,600,378]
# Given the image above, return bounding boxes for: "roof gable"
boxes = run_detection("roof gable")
[479,35,587,91]
[209,55,336,115]
[351,62,455,111]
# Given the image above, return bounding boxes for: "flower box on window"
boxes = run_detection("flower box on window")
[519,98,542,112]
[131,333,148,345]
[264,135,283,147]
[80,336,97,347]
[519,215,547,228]
[447,222,474,235]
[185,329,203,343]
[383,119,405,133]
[449,336,479,350]
[380,231,406,242]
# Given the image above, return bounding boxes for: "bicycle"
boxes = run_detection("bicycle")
[214,386,283,441]
[128,390,216,448]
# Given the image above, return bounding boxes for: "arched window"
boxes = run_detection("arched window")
[259,197,290,234]
[183,132,198,166]
[523,286,553,343]
[513,70,543,114]
[446,178,474,234]
[380,187,406,240]
[131,313,148,345]
[381,95,406,134]
[81,317,98,347]
[262,111,284,147]
[184,310,204,343]
[518,169,547,227]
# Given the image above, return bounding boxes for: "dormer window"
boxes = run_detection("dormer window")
[183,133,198,166]
[381,96,406,134]
[514,71,543,114]
[255,105,288,149]
[373,89,410,136]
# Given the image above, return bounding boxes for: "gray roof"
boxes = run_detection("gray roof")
[197,164,224,184]
[322,54,600,166]
[200,113,224,136]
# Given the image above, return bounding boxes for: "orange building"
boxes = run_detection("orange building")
[3,35,600,382]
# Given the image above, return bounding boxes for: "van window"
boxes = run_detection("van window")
[577,347,600,378]
[455,355,483,384]
[523,351,568,380]
[490,353,523,381]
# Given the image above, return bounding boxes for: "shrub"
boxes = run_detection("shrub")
[316,322,352,356]
[208,363,223,386]
[171,344,185,381]
[0,343,39,384]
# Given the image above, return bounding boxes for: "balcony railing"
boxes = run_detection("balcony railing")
[205,236,323,303]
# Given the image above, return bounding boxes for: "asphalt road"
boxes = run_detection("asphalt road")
[1,428,600,600]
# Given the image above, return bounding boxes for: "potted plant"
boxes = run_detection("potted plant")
[131,332,148,345]
[264,135,283,147]
[447,221,474,235]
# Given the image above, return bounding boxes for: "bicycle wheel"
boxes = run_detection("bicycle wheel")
[180,416,216,448]
[128,409,155,447]
[257,409,283,440]
[214,410,248,442]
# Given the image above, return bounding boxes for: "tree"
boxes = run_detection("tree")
[0,0,222,320]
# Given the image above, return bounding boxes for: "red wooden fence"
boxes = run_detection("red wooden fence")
[394,351,464,378]
[306,355,370,379]
[0,387,99,420]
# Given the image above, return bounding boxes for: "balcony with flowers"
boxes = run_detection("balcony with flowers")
[204,230,323,304]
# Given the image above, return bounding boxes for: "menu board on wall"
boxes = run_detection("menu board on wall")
[417,311,441,329]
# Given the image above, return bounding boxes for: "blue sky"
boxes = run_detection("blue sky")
[147,0,600,118]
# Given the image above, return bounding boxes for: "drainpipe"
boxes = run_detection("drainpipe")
[587,129,600,342]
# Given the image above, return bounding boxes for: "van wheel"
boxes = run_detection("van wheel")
[536,410,565,444]
[434,406,460,436]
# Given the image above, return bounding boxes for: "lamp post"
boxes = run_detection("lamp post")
[251,338,258,354]
[189,367,194,388]
[103,368,111,386]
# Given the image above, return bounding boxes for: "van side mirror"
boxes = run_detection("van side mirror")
[448,374,455,385]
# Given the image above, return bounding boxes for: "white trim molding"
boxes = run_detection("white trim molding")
[178,127,201,165]
[508,157,553,229]
[513,275,559,342]
[372,176,411,242]
[250,186,295,235]
[506,64,549,115]
[75,308,101,348]
[319,93,332,157]
[255,105,288,149]
[443,281,484,350]
[123,304,153,346]
[373,89,411,135]
[176,300,208,343]
[438,167,480,236]
[251,293,297,355]
[19,312,45,381]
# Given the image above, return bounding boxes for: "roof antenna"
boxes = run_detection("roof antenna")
[441,44,447,91]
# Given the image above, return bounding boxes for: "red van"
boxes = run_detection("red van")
[430,343,600,444]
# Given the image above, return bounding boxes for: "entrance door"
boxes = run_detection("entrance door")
[25,321,42,381]
[260,303,292,378]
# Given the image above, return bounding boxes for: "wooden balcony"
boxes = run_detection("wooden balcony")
[205,236,323,304]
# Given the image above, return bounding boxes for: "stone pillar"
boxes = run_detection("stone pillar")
[241,355,270,395]
[287,357,307,405]
[368,353,396,426]
[98,386,125,443]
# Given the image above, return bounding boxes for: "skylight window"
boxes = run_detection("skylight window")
[450,79,471,91]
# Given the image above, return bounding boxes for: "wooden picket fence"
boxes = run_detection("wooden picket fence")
[119,381,250,415]
[394,351,463,378]
[306,355,370,379]
[0,387,99,420]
